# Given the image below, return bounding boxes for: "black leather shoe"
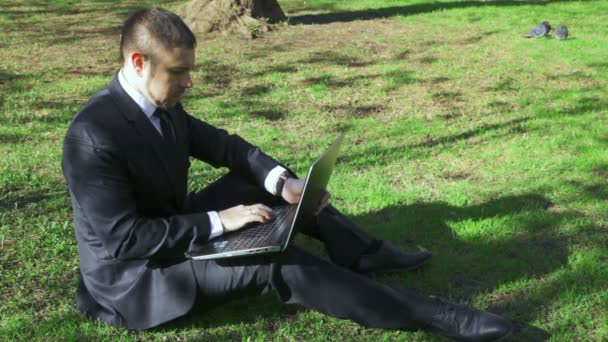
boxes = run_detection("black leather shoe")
[429,296,513,341]
[353,241,432,273]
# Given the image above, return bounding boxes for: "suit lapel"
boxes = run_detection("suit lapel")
[107,74,187,206]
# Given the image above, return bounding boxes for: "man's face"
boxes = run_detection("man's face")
[142,47,194,109]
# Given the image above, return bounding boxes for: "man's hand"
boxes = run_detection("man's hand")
[218,204,273,233]
[281,178,331,215]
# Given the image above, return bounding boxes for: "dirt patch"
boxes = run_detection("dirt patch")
[418,56,438,64]
[206,18,414,63]
[241,84,272,96]
[323,104,384,118]
[426,76,450,84]
[432,91,463,104]
[442,169,473,180]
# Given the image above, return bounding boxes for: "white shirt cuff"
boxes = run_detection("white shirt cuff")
[264,166,288,195]
[207,211,224,240]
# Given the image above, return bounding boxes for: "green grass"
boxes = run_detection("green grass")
[1,0,607,340]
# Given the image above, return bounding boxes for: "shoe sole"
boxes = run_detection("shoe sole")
[450,326,513,342]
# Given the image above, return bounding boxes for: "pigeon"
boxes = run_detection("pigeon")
[555,25,568,40]
[524,21,551,38]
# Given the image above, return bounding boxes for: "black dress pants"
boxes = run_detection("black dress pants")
[186,172,430,329]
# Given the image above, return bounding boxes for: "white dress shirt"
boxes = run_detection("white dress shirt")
[117,70,287,240]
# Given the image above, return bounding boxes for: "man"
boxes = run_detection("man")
[61,8,512,341]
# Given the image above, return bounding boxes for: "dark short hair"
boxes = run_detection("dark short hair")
[119,8,196,63]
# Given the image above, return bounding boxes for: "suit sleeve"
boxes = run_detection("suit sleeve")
[184,110,284,187]
[62,125,211,261]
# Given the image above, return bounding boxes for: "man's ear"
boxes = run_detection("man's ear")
[130,52,147,76]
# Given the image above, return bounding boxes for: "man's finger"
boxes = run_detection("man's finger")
[250,204,272,213]
[321,191,330,204]
[314,191,331,216]
[256,204,274,220]
[246,211,269,225]
[257,204,274,213]
[319,191,330,208]
[249,204,273,221]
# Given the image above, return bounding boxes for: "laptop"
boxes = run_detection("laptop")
[187,133,345,260]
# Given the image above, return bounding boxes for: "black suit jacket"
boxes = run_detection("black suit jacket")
[61,75,281,329]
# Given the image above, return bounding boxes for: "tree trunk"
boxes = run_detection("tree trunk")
[176,0,286,39]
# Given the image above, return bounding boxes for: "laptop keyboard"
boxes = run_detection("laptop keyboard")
[224,205,295,251]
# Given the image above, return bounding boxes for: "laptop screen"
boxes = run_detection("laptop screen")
[279,134,344,247]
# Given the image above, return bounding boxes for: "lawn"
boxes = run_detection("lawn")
[1,0,607,340]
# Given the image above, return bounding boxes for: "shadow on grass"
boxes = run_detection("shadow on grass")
[333,83,607,168]
[7,190,603,340]
[556,96,606,116]
[297,50,375,68]
[38,26,122,46]
[0,68,31,85]
[250,64,299,77]
[1,0,182,16]
[1,1,183,47]
[0,69,40,108]
[288,0,572,25]
[146,193,581,340]
[0,132,19,144]
[338,116,530,167]
[0,188,63,213]
[0,68,91,143]
[354,194,591,342]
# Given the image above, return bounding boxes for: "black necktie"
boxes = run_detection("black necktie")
[153,108,176,143]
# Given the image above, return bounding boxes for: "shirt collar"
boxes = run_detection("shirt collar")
[117,68,157,119]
